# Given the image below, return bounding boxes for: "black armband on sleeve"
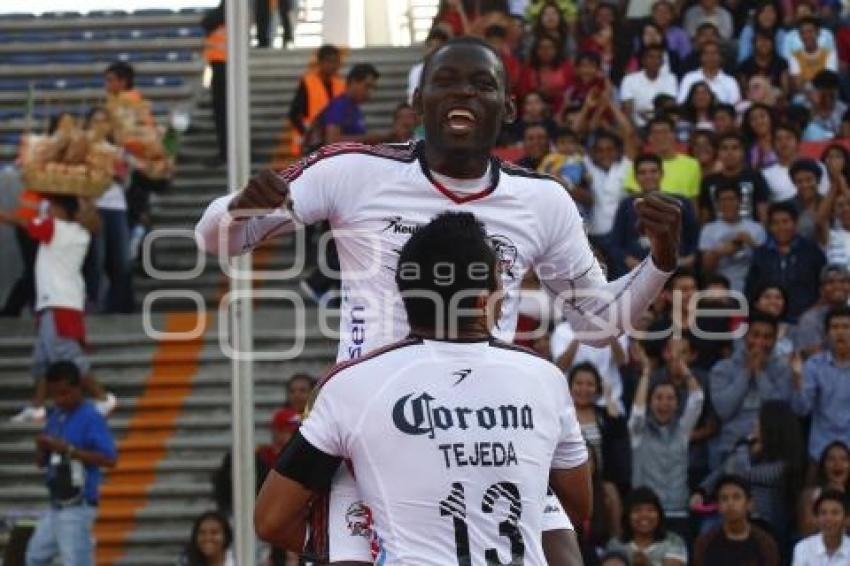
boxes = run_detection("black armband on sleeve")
[274,431,342,493]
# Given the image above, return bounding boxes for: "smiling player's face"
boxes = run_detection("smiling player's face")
[415,43,515,156]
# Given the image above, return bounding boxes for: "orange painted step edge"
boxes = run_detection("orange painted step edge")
[93,311,209,565]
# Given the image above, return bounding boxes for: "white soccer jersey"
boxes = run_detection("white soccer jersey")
[299,336,588,566]
[196,141,671,363]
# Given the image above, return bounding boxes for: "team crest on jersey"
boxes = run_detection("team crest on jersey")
[345,502,372,539]
[487,234,517,279]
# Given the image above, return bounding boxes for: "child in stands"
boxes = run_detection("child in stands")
[0,195,116,422]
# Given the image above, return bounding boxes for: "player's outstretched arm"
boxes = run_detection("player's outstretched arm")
[255,469,311,551]
[195,169,294,256]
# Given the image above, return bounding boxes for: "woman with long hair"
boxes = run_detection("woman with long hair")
[689,129,719,174]
[625,21,681,77]
[798,440,850,535]
[530,1,571,55]
[682,82,718,131]
[578,2,630,84]
[519,34,575,115]
[816,144,850,265]
[737,2,786,63]
[179,511,234,566]
[742,103,777,169]
[605,487,688,565]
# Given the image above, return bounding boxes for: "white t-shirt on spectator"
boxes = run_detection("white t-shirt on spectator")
[761,162,829,202]
[788,47,838,77]
[620,70,679,128]
[34,217,90,312]
[698,219,766,292]
[677,68,741,105]
[826,227,850,268]
[96,182,127,211]
[792,533,850,566]
[550,320,628,414]
[584,156,630,236]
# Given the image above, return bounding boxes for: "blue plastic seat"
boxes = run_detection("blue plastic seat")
[88,10,128,18]
[40,11,81,19]
[0,79,30,91]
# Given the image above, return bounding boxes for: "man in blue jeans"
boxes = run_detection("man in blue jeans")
[26,361,117,566]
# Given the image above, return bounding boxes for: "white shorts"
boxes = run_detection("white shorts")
[318,466,574,562]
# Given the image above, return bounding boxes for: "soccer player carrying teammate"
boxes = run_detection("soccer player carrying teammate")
[255,211,590,565]
[197,36,681,564]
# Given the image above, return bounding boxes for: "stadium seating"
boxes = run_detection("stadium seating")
[0,7,421,562]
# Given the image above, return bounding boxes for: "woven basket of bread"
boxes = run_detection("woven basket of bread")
[106,93,172,180]
[19,131,115,197]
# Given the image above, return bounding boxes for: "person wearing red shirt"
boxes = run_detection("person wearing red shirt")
[519,34,575,115]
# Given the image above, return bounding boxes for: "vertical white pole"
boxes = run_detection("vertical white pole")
[225,0,255,563]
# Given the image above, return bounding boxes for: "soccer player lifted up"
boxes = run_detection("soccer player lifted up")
[256,211,590,564]
[197,36,681,564]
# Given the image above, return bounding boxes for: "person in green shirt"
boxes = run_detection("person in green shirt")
[625,116,702,201]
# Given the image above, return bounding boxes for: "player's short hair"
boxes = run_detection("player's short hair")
[419,36,507,93]
[396,211,498,334]
[714,474,752,499]
[104,61,134,88]
[814,488,848,515]
[46,361,81,387]
[316,44,340,61]
[347,63,380,83]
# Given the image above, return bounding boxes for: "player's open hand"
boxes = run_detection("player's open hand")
[634,192,681,272]
[229,169,290,217]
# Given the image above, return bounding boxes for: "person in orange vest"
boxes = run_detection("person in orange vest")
[202,1,227,166]
[287,44,344,157]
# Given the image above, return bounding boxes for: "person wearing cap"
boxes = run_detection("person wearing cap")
[796,265,850,357]
[258,408,302,467]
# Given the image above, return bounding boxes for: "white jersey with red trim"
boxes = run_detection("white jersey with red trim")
[196,141,670,363]
[299,336,587,566]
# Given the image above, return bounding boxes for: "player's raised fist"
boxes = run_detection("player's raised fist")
[228,169,290,217]
[634,192,681,273]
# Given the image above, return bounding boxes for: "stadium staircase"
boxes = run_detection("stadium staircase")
[0,9,421,565]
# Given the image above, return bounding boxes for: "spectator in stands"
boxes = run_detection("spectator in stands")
[804,70,848,141]
[629,346,704,540]
[432,0,482,37]
[519,34,574,116]
[700,400,804,548]
[750,284,795,358]
[599,550,629,566]
[792,306,850,467]
[699,184,767,293]
[516,122,550,170]
[700,132,770,223]
[762,123,829,203]
[178,510,234,566]
[681,82,718,132]
[24,361,117,566]
[692,475,781,566]
[620,44,678,129]
[581,128,630,254]
[308,63,382,149]
[578,3,630,84]
[201,1,226,166]
[388,102,418,143]
[688,129,719,174]
[626,21,683,78]
[288,44,344,157]
[609,153,698,278]
[566,363,629,522]
[650,0,691,61]
[745,202,826,321]
[742,103,778,170]
[560,51,603,116]
[709,311,792,467]
[796,265,850,357]
[484,24,521,96]
[737,2,787,65]
[407,28,450,104]
[799,440,850,536]
[738,31,791,93]
[283,373,315,414]
[625,117,702,202]
[789,17,838,93]
[501,91,557,145]
[818,148,850,267]
[684,0,734,41]
[0,196,116,423]
[711,103,737,135]
[605,486,688,566]
[529,1,571,57]
[791,158,826,242]
[677,42,741,106]
[255,0,293,48]
[793,489,850,565]
[83,107,133,314]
